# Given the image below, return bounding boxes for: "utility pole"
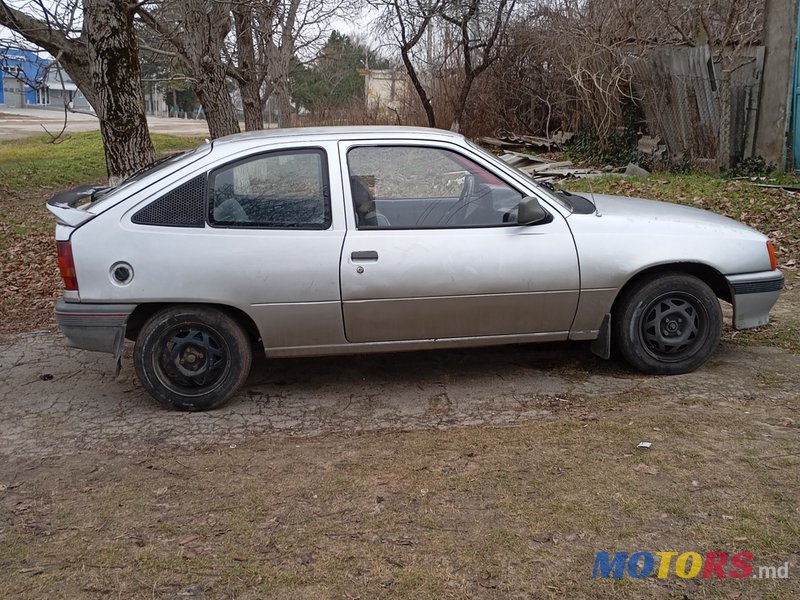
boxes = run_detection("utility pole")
[753,0,798,169]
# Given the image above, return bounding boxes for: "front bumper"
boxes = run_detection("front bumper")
[54,300,137,358]
[726,270,784,329]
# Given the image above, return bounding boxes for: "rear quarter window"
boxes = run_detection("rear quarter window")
[208,148,330,229]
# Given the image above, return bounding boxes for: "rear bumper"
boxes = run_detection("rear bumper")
[54,300,137,358]
[726,270,784,329]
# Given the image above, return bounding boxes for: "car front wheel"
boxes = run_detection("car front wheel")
[613,273,722,375]
[134,306,252,411]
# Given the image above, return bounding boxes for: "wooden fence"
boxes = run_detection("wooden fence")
[629,44,765,168]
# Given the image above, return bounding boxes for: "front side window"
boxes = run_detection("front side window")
[209,148,330,229]
[347,145,524,229]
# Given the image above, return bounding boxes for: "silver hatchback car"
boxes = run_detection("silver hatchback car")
[48,127,783,410]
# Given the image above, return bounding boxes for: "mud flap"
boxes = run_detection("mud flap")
[113,328,126,377]
[590,313,611,359]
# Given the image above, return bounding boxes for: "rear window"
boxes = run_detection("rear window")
[89,142,212,209]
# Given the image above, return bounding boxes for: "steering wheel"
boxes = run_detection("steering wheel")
[442,174,476,225]
[459,173,475,206]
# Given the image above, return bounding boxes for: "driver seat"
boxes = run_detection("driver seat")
[351,176,389,227]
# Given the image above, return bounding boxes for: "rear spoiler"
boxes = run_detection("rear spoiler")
[46,184,110,227]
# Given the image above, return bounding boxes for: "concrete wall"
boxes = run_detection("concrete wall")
[363,69,407,116]
[754,0,798,168]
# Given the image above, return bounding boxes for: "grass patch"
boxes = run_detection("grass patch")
[0,130,204,191]
[729,316,800,354]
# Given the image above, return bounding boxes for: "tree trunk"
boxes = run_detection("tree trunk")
[84,0,155,183]
[233,5,264,131]
[240,80,264,131]
[264,0,300,129]
[274,76,293,128]
[136,2,241,139]
[184,1,240,138]
[450,73,475,132]
[401,47,437,128]
[195,60,241,139]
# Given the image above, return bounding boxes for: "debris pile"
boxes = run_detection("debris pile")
[482,132,654,183]
[480,131,575,152]
[497,151,598,182]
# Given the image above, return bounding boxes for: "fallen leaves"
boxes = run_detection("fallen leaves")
[633,463,658,475]
[0,188,62,335]
[13,500,34,513]
[178,534,202,559]
[178,534,199,546]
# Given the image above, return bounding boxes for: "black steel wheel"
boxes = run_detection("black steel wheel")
[613,273,722,374]
[134,306,252,410]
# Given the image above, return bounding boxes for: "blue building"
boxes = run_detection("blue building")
[0,47,91,111]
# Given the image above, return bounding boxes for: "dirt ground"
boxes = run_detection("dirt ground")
[1,297,799,598]
[0,328,797,458]
[1,182,798,598]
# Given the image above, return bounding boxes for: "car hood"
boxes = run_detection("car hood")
[563,192,773,282]
[570,193,762,238]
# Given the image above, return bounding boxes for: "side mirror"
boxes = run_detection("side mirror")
[516,196,549,225]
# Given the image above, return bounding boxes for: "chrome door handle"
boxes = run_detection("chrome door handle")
[351,251,379,261]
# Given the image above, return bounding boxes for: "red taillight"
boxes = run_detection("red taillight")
[767,241,777,271]
[56,241,78,291]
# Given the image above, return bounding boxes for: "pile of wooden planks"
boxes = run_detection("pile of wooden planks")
[497,151,600,182]
[480,131,575,152]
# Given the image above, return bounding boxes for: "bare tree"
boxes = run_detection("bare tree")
[231,0,304,129]
[226,0,350,129]
[372,0,441,127]
[440,0,515,131]
[470,0,763,146]
[231,0,264,130]
[137,0,347,133]
[137,0,240,138]
[372,0,516,131]
[0,1,156,182]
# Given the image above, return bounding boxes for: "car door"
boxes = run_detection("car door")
[106,143,347,352]
[201,145,347,350]
[338,141,580,343]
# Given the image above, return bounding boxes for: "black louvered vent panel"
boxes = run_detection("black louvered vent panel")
[131,175,206,227]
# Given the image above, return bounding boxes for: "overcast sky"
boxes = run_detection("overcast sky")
[1,3,383,59]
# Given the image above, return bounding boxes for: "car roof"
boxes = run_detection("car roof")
[211,125,465,148]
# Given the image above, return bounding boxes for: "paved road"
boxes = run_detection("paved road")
[0,107,210,140]
[1,331,797,459]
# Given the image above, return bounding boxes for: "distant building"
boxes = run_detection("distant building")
[143,81,168,117]
[0,47,91,111]
[360,69,408,118]
[0,48,47,108]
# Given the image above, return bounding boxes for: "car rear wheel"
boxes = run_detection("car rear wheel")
[613,273,722,374]
[134,306,252,411]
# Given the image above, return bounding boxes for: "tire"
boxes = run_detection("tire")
[134,305,252,411]
[613,273,722,375]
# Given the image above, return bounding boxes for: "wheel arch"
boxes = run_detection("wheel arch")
[610,262,732,317]
[125,302,262,345]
